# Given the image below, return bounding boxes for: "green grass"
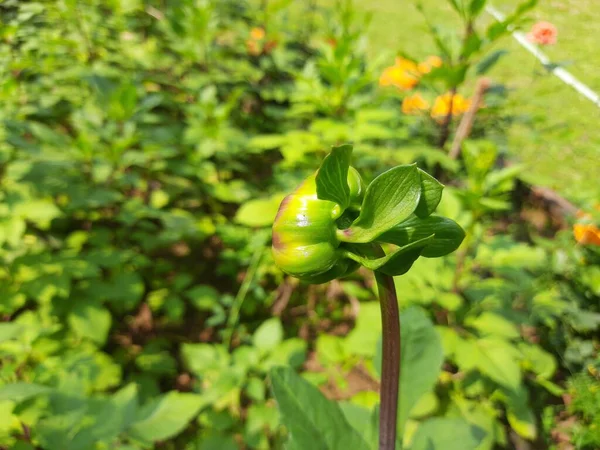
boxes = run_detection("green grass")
[345,0,600,204]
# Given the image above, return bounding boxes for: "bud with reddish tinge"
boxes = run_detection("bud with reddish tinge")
[271,144,464,284]
[272,168,364,283]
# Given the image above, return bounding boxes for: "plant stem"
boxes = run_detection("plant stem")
[375,271,400,450]
[225,242,265,348]
[449,78,491,160]
[437,86,457,149]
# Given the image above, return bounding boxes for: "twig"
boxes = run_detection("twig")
[271,277,297,316]
[449,78,491,160]
[375,271,400,450]
[21,422,31,442]
[530,186,578,216]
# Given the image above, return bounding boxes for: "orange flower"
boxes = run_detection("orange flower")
[379,57,420,90]
[430,92,471,119]
[527,21,557,46]
[418,55,443,74]
[574,223,600,246]
[402,93,429,114]
[250,27,266,41]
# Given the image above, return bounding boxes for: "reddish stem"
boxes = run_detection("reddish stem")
[375,271,400,450]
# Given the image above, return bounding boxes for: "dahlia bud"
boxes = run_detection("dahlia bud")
[271,144,464,284]
[272,167,365,283]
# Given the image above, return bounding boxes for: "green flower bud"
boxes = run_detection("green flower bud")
[272,167,365,283]
[271,145,464,284]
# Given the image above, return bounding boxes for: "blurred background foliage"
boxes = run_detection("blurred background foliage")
[0,0,599,449]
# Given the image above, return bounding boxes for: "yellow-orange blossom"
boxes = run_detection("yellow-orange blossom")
[418,55,443,74]
[574,224,600,246]
[250,27,265,40]
[430,92,471,119]
[379,57,420,90]
[379,56,442,90]
[574,206,600,246]
[402,93,429,114]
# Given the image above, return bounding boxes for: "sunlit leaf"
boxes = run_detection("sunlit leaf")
[270,366,370,450]
[341,165,421,243]
[316,144,353,209]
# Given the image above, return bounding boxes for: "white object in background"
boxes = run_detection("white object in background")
[486,4,600,108]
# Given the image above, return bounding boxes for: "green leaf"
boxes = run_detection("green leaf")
[67,384,139,446]
[461,32,483,59]
[344,302,382,357]
[14,199,61,228]
[465,312,520,339]
[377,216,465,258]
[248,135,286,152]
[345,235,434,275]
[9,442,35,450]
[442,64,469,88]
[513,0,538,18]
[469,0,486,17]
[396,308,444,439]
[476,50,508,75]
[110,383,139,431]
[339,403,378,450]
[37,407,88,450]
[505,387,537,440]
[486,21,509,41]
[68,302,112,345]
[213,180,251,204]
[185,285,220,311]
[535,377,564,396]
[519,343,557,379]
[235,195,286,227]
[410,392,439,418]
[150,190,169,209]
[105,272,145,311]
[454,337,522,390]
[316,335,346,365]
[340,165,421,243]
[181,343,229,376]
[128,392,204,444]
[435,292,464,311]
[270,366,370,450]
[445,0,465,17]
[0,323,22,343]
[136,347,177,375]
[262,338,307,370]
[484,164,525,191]
[0,383,51,402]
[316,144,353,209]
[197,433,239,450]
[415,169,444,218]
[411,418,486,450]
[253,318,284,353]
[449,397,497,450]
[378,240,432,277]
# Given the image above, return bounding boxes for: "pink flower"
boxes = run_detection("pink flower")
[527,21,558,46]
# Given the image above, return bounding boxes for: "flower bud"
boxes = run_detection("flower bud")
[272,168,364,283]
